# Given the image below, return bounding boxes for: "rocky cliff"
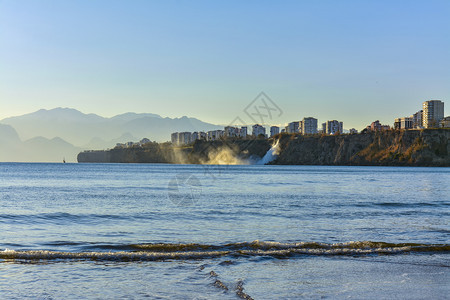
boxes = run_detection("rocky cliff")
[77,139,271,164]
[275,129,449,166]
[78,129,450,167]
[77,142,191,163]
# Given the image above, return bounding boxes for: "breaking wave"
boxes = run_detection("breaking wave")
[1,241,449,261]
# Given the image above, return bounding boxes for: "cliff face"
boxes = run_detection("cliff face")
[77,143,192,164]
[189,139,271,164]
[77,139,271,164]
[78,129,450,167]
[275,129,450,166]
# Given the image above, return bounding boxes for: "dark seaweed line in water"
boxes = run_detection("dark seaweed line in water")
[208,270,253,300]
[1,240,449,261]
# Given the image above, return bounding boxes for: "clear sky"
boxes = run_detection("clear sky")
[1,0,449,129]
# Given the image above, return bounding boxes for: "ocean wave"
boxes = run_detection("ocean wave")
[0,212,137,225]
[1,241,449,261]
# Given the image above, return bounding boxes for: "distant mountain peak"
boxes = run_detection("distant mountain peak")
[110,112,162,121]
[2,107,105,122]
[1,108,221,150]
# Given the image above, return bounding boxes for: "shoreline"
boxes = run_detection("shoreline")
[77,129,450,167]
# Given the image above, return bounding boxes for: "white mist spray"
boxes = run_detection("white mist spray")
[257,140,281,165]
[201,146,250,165]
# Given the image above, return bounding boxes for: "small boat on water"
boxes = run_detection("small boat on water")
[63,157,66,163]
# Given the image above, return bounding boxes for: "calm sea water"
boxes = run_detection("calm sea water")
[0,163,449,299]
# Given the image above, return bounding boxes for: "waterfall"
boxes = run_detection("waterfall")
[256,140,280,165]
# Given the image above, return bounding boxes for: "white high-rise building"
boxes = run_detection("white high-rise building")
[239,127,248,138]
[191,132,199,141]
[224,126,239,138]
[207,130,224,141]
[401,117,413,129]
[324,120,343,135]
[207,131,216,141]
[171,131,211,144]
[179,132,192,145]
[423,100,444,128]
[412,110,423,128]
[171,132,179,145]
[270,126,280,137]
[301,117,318,135]
[252,124,266,137]
[286,121,300,134]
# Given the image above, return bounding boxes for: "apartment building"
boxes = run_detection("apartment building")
[252,124,266,137]
[423,100,444,128]
[270,126,280,137]
[323,120,343,135]
[301,117,318,135]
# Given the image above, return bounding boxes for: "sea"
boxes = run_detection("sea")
[0,163,449,299]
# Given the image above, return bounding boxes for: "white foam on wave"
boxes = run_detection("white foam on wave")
[0,243,416,262]
[239,246,411,256]
[238,240,407,250]
[2,240,445,261]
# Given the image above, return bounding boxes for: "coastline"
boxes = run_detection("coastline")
[77,129,450,167]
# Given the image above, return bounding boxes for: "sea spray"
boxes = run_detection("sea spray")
[201,145,250,165]
[257,140,280,165]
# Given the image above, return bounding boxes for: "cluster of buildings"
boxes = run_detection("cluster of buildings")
[171,125,254,145]
[170,100,448,146]
[365,120,391,132]
[115,138,151,148]
[279,118,346,135]
[171,117,346,146]
[393,100,447,130]
[364,100,448,132]
[282,118,317,135]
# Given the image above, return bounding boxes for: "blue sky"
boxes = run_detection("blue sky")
[0,0,449,129]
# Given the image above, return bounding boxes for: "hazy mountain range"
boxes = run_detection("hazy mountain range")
[0,108,222,162]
